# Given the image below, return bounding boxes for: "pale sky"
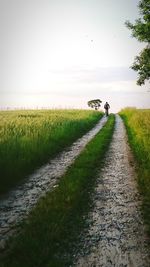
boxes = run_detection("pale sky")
[0,0,150,112]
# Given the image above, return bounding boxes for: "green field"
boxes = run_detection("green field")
[120,108,150,234]
[0,115,115,267]
[0,109,103,194]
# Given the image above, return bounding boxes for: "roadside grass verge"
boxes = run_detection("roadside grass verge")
[0,109,102,194]
[120,108,150,236]
[0,115,115,267]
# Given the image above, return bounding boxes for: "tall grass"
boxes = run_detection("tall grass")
[0,109,103,194]
[0,115,115,267]
[120,108,150,235]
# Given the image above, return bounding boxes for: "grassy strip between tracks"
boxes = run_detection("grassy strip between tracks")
[0,114,115,267]
[0,110,102,194]
[120,108,150,237]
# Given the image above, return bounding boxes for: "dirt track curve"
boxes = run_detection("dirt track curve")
[0,116,108,249]
[74,115,150,267]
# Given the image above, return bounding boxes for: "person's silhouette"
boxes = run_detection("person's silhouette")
[104,102,110,116]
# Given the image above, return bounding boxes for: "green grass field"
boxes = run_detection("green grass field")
[0,115,115,267]
[0,109,103,194]
[120,108,150,235]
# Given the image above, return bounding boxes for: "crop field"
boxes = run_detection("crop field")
[120,108,150,234]
[0,109,103,194]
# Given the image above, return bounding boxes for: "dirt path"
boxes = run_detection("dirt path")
[0,116,107,249]
[74,115,150,267]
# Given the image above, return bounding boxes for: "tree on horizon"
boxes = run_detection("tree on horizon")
[87,99,102,110]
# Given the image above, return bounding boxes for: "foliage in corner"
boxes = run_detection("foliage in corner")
[125,0,150,85]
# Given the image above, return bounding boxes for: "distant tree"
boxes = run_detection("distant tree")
[125,0,150,85]
[87,99,102,110]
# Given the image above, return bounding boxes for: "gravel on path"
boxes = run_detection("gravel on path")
[0,116,107,249]
[74,115,150,267]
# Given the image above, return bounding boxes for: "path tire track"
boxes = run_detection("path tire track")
[74,115,150,267]
[0,116,107,249]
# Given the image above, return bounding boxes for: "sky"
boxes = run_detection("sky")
[0,0,150,112]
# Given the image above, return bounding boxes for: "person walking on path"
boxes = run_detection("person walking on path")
[104,102,110,116]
